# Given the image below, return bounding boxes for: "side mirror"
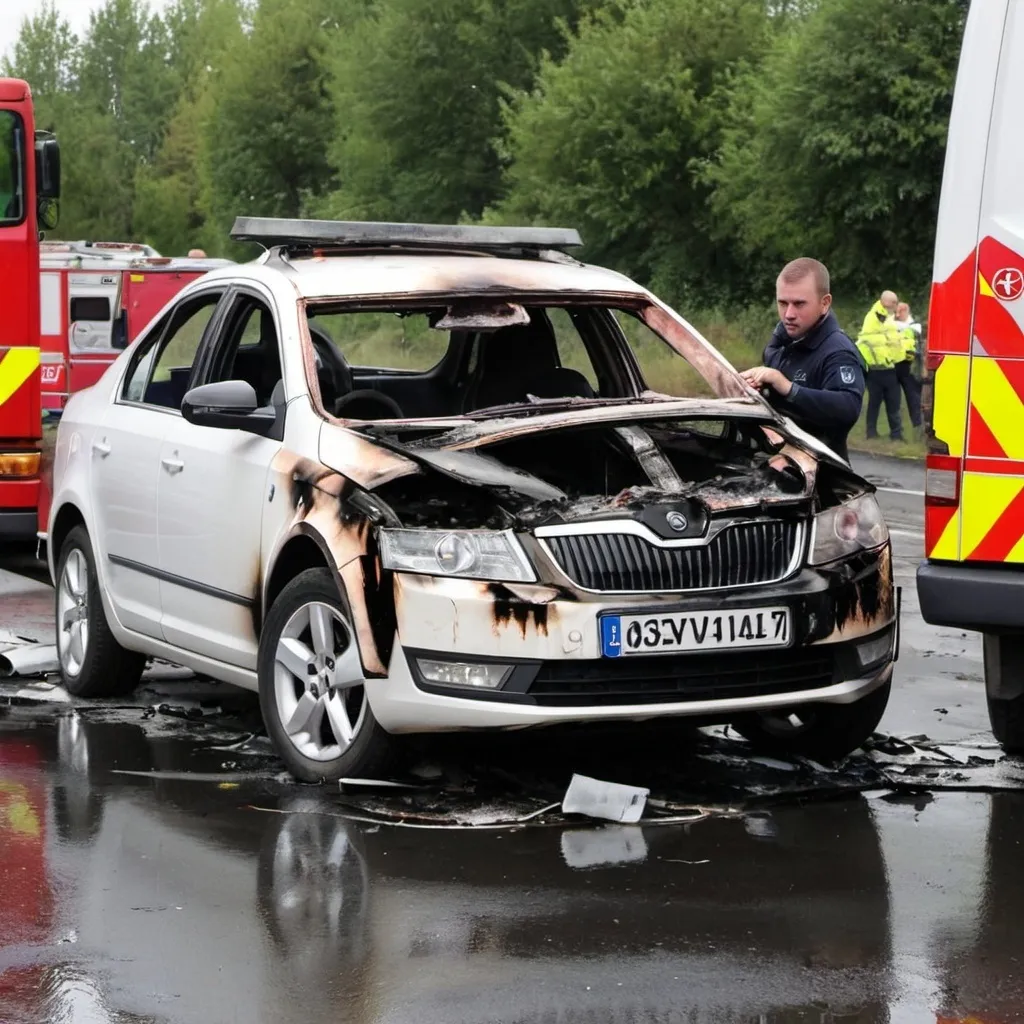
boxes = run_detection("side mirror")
[181,380,277,435]
[35,134,61,200]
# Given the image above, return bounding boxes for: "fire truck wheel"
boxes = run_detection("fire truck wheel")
[984,633,1024,753]
[56,525,146,698]
[730,680,891,763]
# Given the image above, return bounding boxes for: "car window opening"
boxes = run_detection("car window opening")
[304,300,725,424]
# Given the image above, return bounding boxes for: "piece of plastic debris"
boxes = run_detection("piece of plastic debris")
[747,756,799,772]
[561,774,649,823]
[561,826,647,870]
[934,708,949,715]
[0,644,60,678]
[155,702,205,721]
[663,858,710,865]
[338,777,430,792]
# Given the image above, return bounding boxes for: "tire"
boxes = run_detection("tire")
[56,525,146,697]
[731,680,891,763]
[984,632,1024,753]
[258,567,395,783]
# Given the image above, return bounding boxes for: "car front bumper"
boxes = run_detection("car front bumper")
[369,545,897,733]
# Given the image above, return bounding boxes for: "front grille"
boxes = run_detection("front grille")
[543,520,802,592]
[528,647,833,706]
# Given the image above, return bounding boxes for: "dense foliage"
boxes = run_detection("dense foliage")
[3,0,967,304]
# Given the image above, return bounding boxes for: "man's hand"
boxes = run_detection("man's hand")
[740,366,793,397]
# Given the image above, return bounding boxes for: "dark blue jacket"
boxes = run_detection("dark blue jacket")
[762,310,865,461]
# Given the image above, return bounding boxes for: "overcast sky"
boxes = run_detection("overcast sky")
[1,0,173,64]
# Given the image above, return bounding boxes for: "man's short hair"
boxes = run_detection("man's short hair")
[778,257,830,298]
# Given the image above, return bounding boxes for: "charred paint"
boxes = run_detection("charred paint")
[270,450,396,677]
[488,583,553,640]
[824,545,896,640]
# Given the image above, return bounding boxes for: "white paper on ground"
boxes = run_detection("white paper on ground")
[561,773,649,823]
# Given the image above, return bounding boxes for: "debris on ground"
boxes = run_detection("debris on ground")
[0,641,59,678]
[562,774,649,823]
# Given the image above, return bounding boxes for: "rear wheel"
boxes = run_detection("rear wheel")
[258,568,394,783]
[731,680,891,763]
[984,633,1024,753]
[56,525,146,697]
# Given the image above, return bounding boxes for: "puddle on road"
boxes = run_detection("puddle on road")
[2,667,1022,840]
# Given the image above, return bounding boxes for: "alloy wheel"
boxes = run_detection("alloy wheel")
[273,601,367,762]
[57,548,90,676]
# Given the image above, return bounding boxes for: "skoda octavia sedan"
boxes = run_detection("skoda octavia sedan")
[48,219,897,781]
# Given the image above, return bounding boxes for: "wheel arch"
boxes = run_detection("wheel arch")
[261,520,396,678]
[50,503,87,575]
[262,525,341,628]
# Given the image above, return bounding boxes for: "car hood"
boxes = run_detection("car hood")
[317,397,852,529]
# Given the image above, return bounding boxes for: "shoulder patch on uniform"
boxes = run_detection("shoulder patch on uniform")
[840,366,857,385]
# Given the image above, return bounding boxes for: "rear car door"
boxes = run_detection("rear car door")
[156,288,286,669]
[91,290,225,638]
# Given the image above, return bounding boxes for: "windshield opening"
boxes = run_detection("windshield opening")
[303,296,750,423]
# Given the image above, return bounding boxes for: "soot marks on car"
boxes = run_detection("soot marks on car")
[827,546,896,639]
[488,582,552,639]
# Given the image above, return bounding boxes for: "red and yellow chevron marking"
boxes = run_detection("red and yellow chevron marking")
[926,237,1024,562]
[0,348,41,443]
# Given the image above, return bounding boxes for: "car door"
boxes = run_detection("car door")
[156,289,287,669]
[90,290,226,639]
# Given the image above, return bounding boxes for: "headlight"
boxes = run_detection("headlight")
[810,494,888,565]
[379,529,536,582]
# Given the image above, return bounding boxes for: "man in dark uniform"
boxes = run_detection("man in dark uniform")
[741,257,865,462]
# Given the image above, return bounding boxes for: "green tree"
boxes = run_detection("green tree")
[1,0,80,96]
[133,0,245,255]
[323,0,600,224]
[707,0,968,297]
[199,0,341,245]
[491,0,772,304]
[76,0,180,165]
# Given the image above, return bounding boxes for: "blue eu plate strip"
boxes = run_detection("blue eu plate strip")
[600,616,622,658]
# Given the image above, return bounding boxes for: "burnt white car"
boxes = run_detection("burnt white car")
[48,219,897,781]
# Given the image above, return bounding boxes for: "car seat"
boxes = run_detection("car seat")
[466,315,595,411]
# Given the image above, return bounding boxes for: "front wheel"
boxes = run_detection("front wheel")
[730,679,891,763]
[258,568,395,783]
[56,525,146,697]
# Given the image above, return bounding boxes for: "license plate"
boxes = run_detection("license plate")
[600,606,790,658]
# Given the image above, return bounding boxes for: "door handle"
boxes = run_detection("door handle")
[91,438,111,458]
[161,457,185,475]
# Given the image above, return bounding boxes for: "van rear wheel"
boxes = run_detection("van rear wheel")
[984,633,1024,753]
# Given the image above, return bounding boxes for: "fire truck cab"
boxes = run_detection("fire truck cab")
[0,78,59,540]
[917,1,1024,749]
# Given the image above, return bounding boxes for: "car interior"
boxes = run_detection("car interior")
[306,305,616,421]
[127,295,644,425]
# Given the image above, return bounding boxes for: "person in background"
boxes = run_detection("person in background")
[740,257,865,462]
[187,248,207,259]
[893,300,923,434]
[857,290,904,441]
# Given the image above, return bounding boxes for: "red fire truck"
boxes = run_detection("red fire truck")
[0,77,60,541]
[38,242,231,412]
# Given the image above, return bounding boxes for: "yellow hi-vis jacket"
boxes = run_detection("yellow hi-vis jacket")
[895,318,922,362]
[856,301,903,370]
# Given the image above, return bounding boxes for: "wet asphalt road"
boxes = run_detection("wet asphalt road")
[1,452,1022,1024]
